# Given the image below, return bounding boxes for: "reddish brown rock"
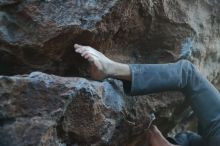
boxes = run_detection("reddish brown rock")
[0,0,220,82]
[0,72,185,146]
[0,0,220,145]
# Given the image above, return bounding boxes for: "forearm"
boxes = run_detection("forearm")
[122,60,191,95]
[122,60,220,138]
[107,61,131,81]
[107,60,189,94]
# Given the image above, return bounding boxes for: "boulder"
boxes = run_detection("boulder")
[0,0,220,82]
[0,72,184,146]
[1,0,220,145]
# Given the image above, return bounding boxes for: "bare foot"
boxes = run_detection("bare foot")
[146,125,179,146]
[74,44,113,80]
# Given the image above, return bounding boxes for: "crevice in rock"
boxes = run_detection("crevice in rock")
[0,117,16,127]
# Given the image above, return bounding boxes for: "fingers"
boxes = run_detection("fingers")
[76,47,97,58]
[74,44,83,49]
[78,50,95,63]
[87,56,95,62]
[146,125,161,137]
[75,47,87,54]
[146,129,152,138]
[74,44,86,53]
[150,125,157,131]
[149,125,158,134]
[80,51,93,61]
[74,44,92,54]
[151,125,163,135]
[84,53,90,59]
[146,128,154,146]
[81,50,89,57]
[84,53,95,62]
[74,44,100,56]
[73,44,99,63]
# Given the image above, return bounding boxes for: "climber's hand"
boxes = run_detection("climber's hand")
[74,44,113,81]
[146,125,179,146]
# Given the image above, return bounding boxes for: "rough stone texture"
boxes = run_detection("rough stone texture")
[0,0,220,145]
[0,72,185,146]
[0,0,220,81]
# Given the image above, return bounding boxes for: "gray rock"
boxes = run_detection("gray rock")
[1,0,220,145]
[0,0,219,82]
[0,72,184,146]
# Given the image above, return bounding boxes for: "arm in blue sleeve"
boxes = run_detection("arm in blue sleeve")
[123,60,220,139]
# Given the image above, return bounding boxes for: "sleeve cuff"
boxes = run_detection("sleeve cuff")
[122,64,136,95]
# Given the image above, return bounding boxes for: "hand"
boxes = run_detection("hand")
[74,44,113,80]
[146,125,179,146]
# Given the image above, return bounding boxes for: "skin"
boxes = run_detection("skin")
[74,44,130,81]
[74,44,179,146]
[147,126,179,146]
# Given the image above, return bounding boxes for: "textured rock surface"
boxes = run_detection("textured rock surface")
[0,0,220,81]
[0,0,220,145]
[0,72,184,146]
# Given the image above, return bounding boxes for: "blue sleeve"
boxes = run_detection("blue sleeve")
[123,60,220,139]
[123,60,190,95]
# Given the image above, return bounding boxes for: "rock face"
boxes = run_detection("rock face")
[0,0,220,81]
[0,72,184,146]
[0,0,220,145]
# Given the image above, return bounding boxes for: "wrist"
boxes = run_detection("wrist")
[106,61,131,81]
[105,60,117,78]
